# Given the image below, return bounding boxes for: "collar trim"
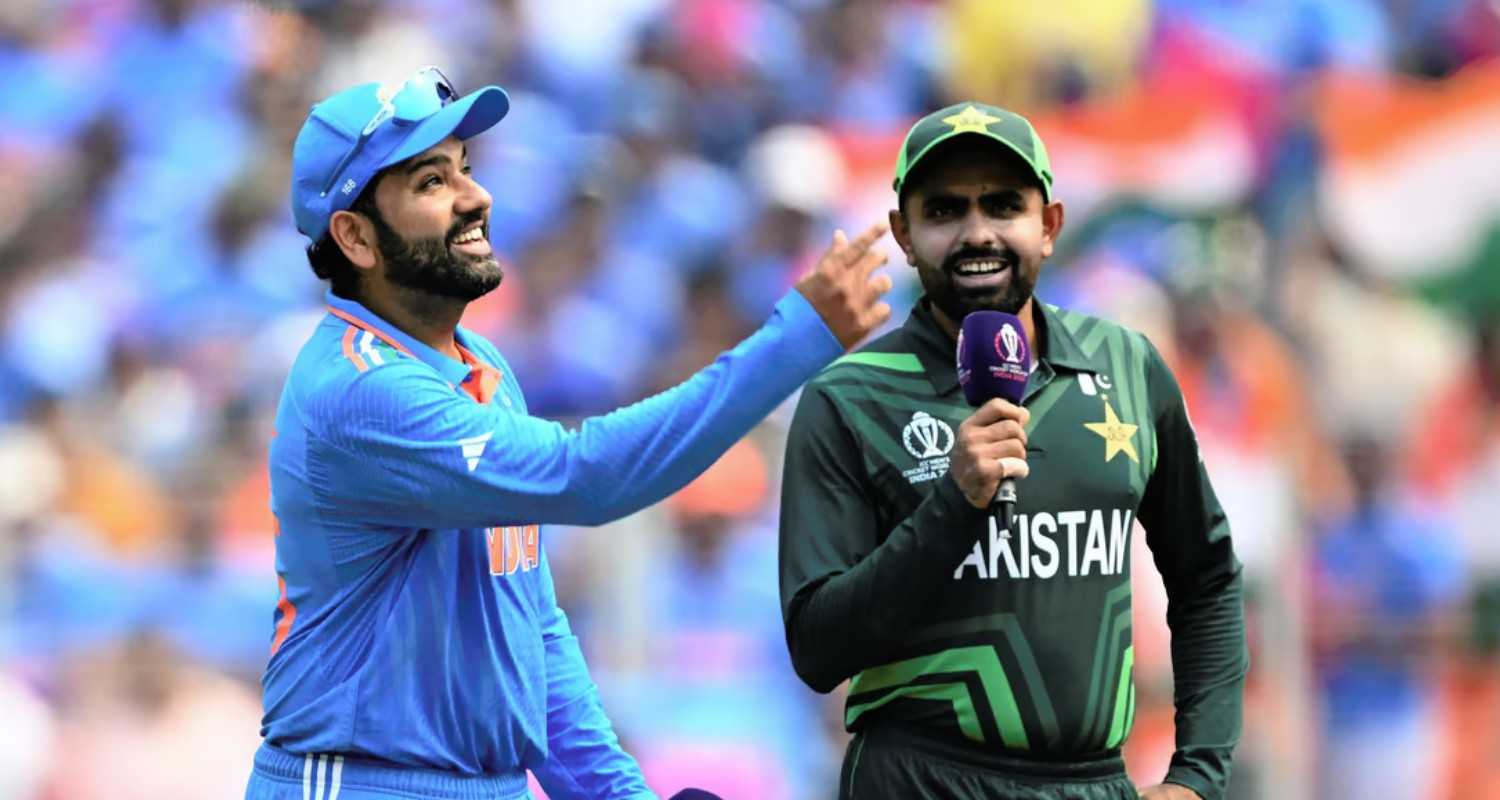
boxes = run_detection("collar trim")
[326,305,416,357]
[324,290,471,386]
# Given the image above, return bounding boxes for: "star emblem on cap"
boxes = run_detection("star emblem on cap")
[1084,399,1139,464]
[942,105,1003,135]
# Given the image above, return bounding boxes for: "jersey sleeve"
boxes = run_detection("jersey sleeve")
[778,382,989,693]
[1135,337,1249,800]
[307,290,841,530]
[529,549,656,800]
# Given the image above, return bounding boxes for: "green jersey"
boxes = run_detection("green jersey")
[779,299,1247,800]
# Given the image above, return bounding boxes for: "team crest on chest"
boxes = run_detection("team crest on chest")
[901,411,954,484]
[1083,396,1139,464]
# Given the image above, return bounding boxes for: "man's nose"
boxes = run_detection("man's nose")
[456,171,492,216]
[958,207,999,249]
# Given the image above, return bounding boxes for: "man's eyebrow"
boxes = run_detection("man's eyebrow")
[981,187,1026,201]
[401,146,469,177]
[402,154,448,175]
[922,192,965,207]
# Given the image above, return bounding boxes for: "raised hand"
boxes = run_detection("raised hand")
[794,222,894,350]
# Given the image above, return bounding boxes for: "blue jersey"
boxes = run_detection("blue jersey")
[259,288,841,798]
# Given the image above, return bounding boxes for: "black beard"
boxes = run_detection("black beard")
[375,212,503,302]
[919,245,1037,324]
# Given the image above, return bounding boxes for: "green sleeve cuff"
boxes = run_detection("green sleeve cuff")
[1163,767,1218,800]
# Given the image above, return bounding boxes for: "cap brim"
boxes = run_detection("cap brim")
[380,85,511,169]
[900,130,1050,202]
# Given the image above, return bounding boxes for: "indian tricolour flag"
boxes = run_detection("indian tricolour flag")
[1316,59,1500,316]
[1037,77,1257,220]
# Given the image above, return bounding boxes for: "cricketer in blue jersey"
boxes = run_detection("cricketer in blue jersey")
[244,67,894,800]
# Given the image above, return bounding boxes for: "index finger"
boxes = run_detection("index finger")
[848,221,889,254]
[839,221,888,261]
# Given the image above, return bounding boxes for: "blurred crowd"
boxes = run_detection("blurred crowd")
[2,0,1499,798]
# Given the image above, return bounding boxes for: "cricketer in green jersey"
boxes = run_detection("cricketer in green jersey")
[778,103,1248,800]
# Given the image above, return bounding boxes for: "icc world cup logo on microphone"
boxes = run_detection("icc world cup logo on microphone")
[997,324,1022,364]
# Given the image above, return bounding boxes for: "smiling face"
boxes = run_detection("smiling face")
[891,137,1064,334]
[329,135,502,302]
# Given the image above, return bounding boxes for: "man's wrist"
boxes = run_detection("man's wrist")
[778,287,843,360]
[895,475,990,576]
[1159,771,1213,800]
[934,473,992,519]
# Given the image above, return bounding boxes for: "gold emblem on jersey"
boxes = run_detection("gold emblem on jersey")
[1083,398,1138,464]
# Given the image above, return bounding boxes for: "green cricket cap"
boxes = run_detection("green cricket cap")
[893,101,1053,202]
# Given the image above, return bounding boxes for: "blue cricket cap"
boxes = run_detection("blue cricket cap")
[291,68,510,240]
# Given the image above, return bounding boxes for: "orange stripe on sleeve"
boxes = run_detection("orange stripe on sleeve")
[341,326,369,372]
[270,575,297,656]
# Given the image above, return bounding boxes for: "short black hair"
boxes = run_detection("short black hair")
[306,181,384,299]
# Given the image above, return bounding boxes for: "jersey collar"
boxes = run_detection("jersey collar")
[903,296,1109,398]
[1035,301,1111,374]
[324,289,475,388]
[902,299,963,397]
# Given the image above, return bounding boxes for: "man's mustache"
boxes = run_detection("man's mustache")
[446,214,488,243]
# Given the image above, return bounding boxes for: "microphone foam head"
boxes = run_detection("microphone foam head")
[957,310,1030,407]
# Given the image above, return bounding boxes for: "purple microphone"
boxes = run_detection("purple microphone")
[957,310,1030,531]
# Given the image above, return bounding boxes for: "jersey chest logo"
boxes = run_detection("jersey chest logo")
[1082,397,1139,464]
[902,411,954,459]
[901,411,954,485]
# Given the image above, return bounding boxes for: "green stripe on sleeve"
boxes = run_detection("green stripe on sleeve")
[1127,333,1155,489]
[1106,646,1136,748]
[913,613,1061,748]
[847,646,1029,749]
[847,683,984,743]
[818,370,934,396]
[1102,331,1141,497]
[831,352,924,372]
[1081,581,1131,747]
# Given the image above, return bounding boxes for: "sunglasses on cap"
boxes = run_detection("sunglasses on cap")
[319,66,459,199]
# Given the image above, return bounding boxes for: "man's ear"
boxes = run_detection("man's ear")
[889,206,915,266]
[329,208,379,270]
[1040,199,1065,260]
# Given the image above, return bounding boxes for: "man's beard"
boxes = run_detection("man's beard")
[921,245,1037,323]
[374,212,503,302]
